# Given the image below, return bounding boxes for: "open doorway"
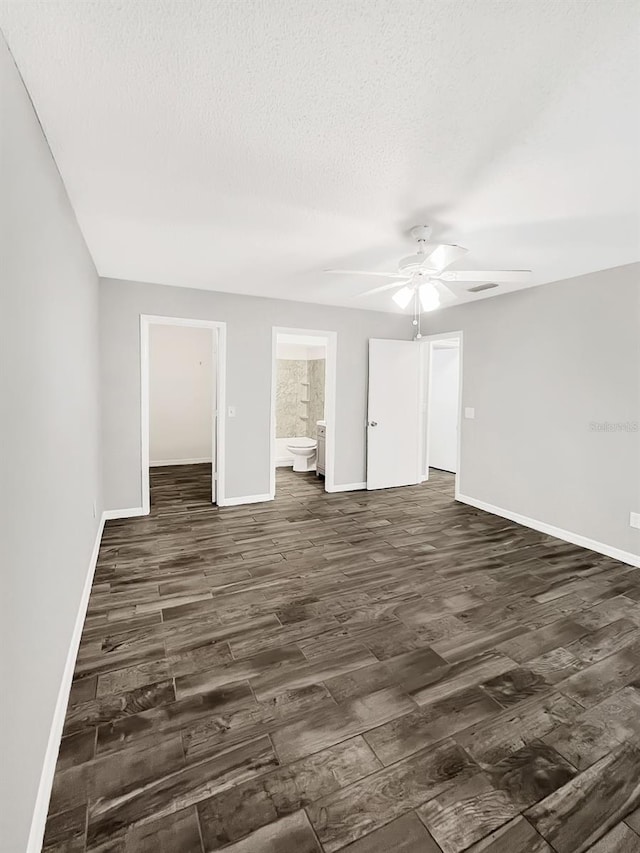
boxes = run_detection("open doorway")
[422,332,463,497]
[270,328,337,496]
[140,316,226,513]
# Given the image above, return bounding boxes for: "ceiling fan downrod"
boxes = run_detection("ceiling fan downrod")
[410,224,432,253]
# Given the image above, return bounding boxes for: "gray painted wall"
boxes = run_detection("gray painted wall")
[0,37,102,853]
[423,263,640,558]
[99,278,411,508]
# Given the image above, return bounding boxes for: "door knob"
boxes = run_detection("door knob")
[369,421,378,427]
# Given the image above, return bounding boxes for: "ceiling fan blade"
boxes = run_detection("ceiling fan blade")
[432,281,457,302]
[354,280,410,298]
[421,244,469,273]
[438,269,531,283]
[324,269,406,279]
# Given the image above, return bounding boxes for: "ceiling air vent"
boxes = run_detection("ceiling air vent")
[467,282,499,293]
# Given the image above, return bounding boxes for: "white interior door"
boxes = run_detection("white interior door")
[211,328,217,504]
[367,339,422,490]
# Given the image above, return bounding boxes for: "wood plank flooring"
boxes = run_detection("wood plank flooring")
[43,464,640,852]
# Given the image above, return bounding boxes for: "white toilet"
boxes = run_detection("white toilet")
[287,437,317,472]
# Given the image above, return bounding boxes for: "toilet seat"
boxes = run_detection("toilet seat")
[287,438,316,449]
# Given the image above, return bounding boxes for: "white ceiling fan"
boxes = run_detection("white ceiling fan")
[324,225,531,311]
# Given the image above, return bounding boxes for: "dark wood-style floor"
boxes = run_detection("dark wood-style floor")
[43,464,640,852]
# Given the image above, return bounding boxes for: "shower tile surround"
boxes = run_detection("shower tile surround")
[276,358,325,440]
[307,357,325,434]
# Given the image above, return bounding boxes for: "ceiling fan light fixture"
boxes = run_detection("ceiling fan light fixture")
[323,225,532,308]
[392,286,414,309]
[419,282,440,312]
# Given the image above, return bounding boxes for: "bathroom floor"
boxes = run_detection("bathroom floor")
[276,465,326,495]
[43,466,640,852]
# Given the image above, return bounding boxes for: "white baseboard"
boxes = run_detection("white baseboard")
[326,482,367,493]
[27,512,106,853]
[457,493,640,569]
[105,492,279,514]
[149,457,212,467]
[103,507,147,520]
[276,456,294,468]
[218,493,273,507]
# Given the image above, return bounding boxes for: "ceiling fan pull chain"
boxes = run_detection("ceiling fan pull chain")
[413,288,422,339]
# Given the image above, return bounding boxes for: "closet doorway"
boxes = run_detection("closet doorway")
[140,315,226,513]
[422,332,463,495]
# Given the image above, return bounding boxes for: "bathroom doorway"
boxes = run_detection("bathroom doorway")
[270,328,337,496]
[140,316,226,513]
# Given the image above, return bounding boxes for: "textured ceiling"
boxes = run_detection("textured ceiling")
[1,0,638,313]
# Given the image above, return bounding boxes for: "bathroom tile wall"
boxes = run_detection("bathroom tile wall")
[307,358,325,436]
[276,359,307,438]
[276,357,325,439]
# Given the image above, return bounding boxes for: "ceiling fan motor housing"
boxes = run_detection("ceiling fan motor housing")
[410,225,432,242]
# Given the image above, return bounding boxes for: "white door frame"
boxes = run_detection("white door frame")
[420,331,463,499]
[270,327,337,496]
[140,315,227,514]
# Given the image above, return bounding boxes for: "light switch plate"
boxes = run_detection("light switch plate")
[631,512,640,530]
[464,407,475,419]
[228,406,236,418]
